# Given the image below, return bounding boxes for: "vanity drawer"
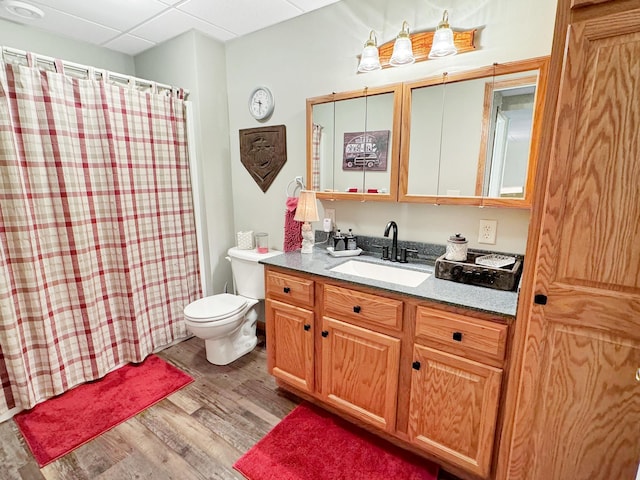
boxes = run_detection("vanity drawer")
[415,306,508,365]
[323,284,403,331]
[266,270,315,308]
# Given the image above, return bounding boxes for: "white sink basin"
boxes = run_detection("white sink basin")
[329,260,430,287]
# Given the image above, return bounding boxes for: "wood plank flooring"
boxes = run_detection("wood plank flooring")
[0,336,459,480]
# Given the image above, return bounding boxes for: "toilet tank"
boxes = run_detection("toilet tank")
[227,247,282,299]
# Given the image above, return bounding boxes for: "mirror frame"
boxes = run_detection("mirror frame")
[306,84,402,202]
[398,56,549,208]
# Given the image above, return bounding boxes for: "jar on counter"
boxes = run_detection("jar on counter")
[445,233,468,262]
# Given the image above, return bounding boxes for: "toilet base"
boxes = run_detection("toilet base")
[203,308,259,365]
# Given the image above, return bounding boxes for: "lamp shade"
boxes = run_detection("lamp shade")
[429,10,457,58]
[389,21,415,67]
[358,31,382,72]
[294,190,319,222]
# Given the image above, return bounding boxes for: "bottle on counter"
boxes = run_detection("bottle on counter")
[333,229,346,251]
[346,229,357,250]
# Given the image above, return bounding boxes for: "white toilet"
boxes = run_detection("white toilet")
[183,246,281,365]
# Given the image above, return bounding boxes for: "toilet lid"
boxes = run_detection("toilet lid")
[184,294,248,321]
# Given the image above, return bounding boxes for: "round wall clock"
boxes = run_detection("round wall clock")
[248,86,274,120]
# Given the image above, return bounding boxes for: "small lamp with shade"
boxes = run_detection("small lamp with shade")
[294,190,320,254]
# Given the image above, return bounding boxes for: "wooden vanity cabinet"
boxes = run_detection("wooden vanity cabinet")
[408,306,507,478]
[321,285,402,432]
[264,266,510,479]
[265,270,315,393]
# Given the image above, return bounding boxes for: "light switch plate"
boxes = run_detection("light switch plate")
[478,219,497,244]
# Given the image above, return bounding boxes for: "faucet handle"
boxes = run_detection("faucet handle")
[399,248,418,263]
[373,244,390,260]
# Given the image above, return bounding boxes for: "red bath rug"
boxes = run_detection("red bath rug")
[233,403,439,480]
[14,354,193,467]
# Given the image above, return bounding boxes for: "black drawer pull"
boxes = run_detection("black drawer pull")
[304,324,311,331]
[452,331,463,342]
[321,330,329,338]
[283,287,291,294]
[353,305,361,313]
[412,361,421,370]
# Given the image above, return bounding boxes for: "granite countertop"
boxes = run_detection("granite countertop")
[260,245,519,317]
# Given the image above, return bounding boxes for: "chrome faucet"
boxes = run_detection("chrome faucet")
[383,221,399,262]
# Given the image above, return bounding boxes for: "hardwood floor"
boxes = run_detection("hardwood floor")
[0,336,459,480]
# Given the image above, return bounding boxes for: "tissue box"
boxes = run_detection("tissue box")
[236,231,254,250]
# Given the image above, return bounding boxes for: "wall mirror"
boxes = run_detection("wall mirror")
[399,57,549,208]
[306,84,402,202]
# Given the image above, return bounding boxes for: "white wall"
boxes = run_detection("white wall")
[0,18,134,74]
[135,31,234,296]
[225,0,557,254]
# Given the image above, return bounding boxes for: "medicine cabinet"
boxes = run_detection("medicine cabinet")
[399,57,549,207]
[305,57,549,208]
[305,84,402,202]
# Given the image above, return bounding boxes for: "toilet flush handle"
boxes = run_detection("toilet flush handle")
[225,256,231,263]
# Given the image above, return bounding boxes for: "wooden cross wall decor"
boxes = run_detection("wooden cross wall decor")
[239,125,287,192]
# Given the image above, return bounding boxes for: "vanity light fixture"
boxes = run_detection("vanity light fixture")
[3,0,44,20]
[294,190,320,254]
[357,31,382,72]
[429,10,457,59]
[389,21,415,67]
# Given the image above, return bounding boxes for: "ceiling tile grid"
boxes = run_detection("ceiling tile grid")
[0,0,341,56]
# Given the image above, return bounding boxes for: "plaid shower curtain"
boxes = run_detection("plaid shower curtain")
[0,58,201,415]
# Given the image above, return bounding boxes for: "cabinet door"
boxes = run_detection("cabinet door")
[321,317,400,432]
[409,344,502,478]
[503,3,640,480]
[266,299,314,393]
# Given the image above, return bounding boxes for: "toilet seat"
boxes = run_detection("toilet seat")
[184,293,248,323]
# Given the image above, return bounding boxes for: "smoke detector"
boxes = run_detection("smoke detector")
[4,1,44,20]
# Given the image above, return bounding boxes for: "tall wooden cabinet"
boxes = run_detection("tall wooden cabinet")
[499,1,640,479]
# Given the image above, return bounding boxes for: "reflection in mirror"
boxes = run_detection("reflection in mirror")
[477,74,537,198]
[307,85,401,201]
[406,82,445,196]
[399,57,548,207]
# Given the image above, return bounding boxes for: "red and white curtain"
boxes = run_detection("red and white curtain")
[0,56,201,416]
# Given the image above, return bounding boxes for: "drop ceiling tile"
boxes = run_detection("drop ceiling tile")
[102,34,156,56]
[288,0,341,12]
[177,0,302,36]
[30,0,169,31]
[131,9,234,44]
[0,4,121,45]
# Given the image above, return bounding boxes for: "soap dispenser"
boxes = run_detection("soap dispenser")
[333,229,346,251]
[346,229,357,250]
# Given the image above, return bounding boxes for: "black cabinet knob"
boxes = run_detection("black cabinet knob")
[534,294,547,305]
[452,331,463,342]
[412,361,421,370]
[353,305,361,313]
[321,330,329,337]
[283,287,290,294]
[304,324,311,331]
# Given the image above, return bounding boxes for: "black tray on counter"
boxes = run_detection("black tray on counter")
[435,251,523,291]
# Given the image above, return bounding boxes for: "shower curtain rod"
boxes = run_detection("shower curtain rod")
[1,45,189,99]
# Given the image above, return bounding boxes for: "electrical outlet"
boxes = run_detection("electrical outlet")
[324,208,336,229]
[478,219,497,244]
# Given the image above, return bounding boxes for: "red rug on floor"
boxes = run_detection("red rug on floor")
[14,354,193,467]
[233,403,439,480]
